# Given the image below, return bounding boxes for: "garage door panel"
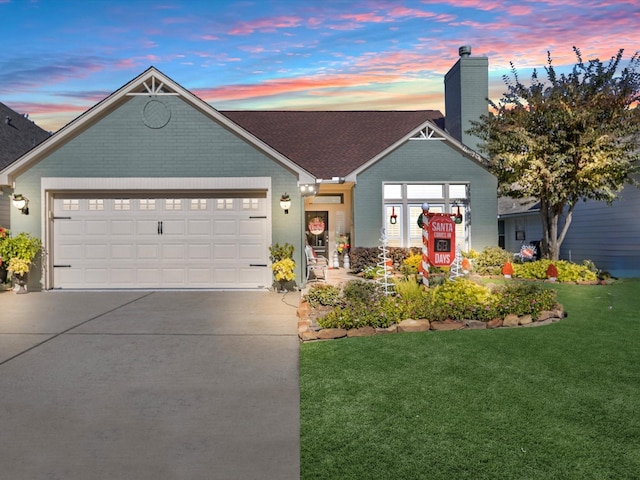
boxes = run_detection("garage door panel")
[162,219,185,236]
[85,244,108,260]
[187,244,211,260]
[136,219,160,236]
[111,220,135,235]
[213,219,237,235]
[85,268,109,284]
[239,244,265,261]
[53,195,269,289]
[213,266,238,284]
[111,269,136,284]
[111,244,134,260]
[161,268,185,285]
[162,244,186,260]
[214,243,237,260]
[239,219,266,236]
[137,244,160,259]
[57,221,83,236]
[187,219,211,235]
[187,268,213,283]
[85,220,108,236]
[57,244,82,261]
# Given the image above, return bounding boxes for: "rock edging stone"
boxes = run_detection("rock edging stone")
[296,301,566,342]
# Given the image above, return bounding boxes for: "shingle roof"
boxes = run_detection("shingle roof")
[0,102,50,170]
[221,110,445,179]
[498,196,540,217]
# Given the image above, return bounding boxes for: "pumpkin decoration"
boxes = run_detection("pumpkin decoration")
[502,261,514,278]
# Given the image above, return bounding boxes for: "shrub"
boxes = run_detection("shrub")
[429,278,497,321]
[317,294,401,329]
[304,284,342,308]
[513,259,598,282]
[349,247,419,273]
[342,280,378,304]
[474,246,514,276]
[495,282,557,318]
[401,253,422,276]
[271,258,296,282]
[269,243,294,262]
[393,277,423,303]
[362,265,385,279]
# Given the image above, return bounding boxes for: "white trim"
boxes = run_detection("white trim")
[41,176,271,191]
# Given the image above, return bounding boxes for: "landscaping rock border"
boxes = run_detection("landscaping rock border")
[296,301,566,342]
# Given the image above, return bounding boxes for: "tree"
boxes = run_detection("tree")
[469,47,640,259]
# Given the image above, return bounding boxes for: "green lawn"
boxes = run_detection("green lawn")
[300,279,640,479]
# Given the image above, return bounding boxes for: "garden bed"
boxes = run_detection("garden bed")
[297,300,565,341]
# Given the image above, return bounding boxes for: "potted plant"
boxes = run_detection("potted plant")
[1,232,42,292]
[269,242,296,292]
[8,257,30,293]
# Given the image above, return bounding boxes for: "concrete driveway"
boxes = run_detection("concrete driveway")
[0,289,301,480]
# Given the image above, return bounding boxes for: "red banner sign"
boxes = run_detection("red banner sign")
[428,215,456,266]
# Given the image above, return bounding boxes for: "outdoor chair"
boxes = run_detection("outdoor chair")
[305,245,328,282]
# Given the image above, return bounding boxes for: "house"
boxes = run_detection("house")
[498,180,640,278]
[0,46,497,290]
[0,102,50,226]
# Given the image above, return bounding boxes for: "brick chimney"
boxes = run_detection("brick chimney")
[444,45,488,153]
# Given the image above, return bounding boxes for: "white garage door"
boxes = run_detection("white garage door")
[52,195,270,289]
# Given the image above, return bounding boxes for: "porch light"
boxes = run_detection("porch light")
[12,194,29,215]
[299,184,317,197]
[279,193,292,214]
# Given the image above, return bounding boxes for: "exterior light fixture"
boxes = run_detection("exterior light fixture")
[12,194,29,215]
[279,193,292,214]
[299,184,317,197]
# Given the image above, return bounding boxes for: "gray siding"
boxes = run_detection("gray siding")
[560,182,640,277]
[11,95,305,283]
[354,139,497,250]
[502,214,543,254]
[0,191,9,229]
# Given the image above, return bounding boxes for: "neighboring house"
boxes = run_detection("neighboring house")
[497,197,542,255]
[0,47,497,290]
[559,179,640,277]
[0,102,50,226]
[499,180,640,277]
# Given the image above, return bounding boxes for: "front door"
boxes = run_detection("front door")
[306,211,329,257]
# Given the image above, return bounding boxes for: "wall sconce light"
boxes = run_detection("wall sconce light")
[299,184,317,197]
[279,193,292,214]
[12,194,29,215]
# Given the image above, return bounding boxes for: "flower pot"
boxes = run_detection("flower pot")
[12,272,28,294]
[0,265,7,284]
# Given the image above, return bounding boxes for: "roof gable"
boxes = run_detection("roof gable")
[0,102,50,170]
[0,67,314,185]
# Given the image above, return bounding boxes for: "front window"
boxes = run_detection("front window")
[383,183,469,250]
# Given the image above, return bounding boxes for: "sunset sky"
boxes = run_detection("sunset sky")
[1,0,638,132]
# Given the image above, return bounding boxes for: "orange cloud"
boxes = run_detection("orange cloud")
[228,16,304,35]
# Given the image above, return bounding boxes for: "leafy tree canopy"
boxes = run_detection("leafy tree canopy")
[469,47,640,259]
